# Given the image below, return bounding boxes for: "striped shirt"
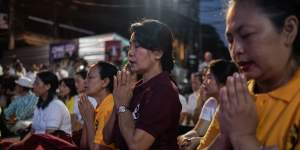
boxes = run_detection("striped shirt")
[4,91,38,120]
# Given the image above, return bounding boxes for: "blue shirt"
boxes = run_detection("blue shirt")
[4,91,38,120]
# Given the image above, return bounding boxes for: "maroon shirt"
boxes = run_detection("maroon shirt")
[114,72,181,150]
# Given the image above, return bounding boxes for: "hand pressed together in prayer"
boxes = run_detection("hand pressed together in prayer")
[113,70,135,107]
[78,94,95,124]
[219,73,258,144]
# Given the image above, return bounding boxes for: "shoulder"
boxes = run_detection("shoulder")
[87,96,98,108]
[48,99,67,110]
[179,94,186,102]
[203,97,218,108]
[151,78,178,96]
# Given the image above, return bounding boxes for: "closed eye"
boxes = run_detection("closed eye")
[226,33,233,45]
[241,33,252,39]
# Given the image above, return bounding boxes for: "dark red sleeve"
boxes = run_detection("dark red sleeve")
[135,86,181,138]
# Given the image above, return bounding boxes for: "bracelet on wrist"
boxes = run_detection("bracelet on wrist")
[117,105,130,113]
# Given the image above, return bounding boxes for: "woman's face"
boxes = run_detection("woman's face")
[33,77,49,97]
[203,69,219,97]
[226,2,293,81]
[191,74,201,92]
[85,66,105,97]
[75,74,85,93]
[58,81,70,98]
[14,84,23,95]
[127,33,160,74]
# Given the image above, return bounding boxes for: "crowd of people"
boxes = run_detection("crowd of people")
[0,0,299,149]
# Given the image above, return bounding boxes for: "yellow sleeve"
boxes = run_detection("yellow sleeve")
[197,113,220,150]
[94,103,115,149]
[65,97,75,114]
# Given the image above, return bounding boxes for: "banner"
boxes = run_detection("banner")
[105,40,121,65]
[49,41,78,62]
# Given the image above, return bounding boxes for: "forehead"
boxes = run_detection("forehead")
[88,66,99,76]
[34,77,44,85]
[130,32,136,42]
[226,2,265,32]
[60,81,67,85]
[191,73,200,80]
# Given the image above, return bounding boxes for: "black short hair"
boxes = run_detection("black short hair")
[75,69,88,79]
[209,59,239,85]
[59,78,77,98]
[96,61,118,93]
[130,19,174,73]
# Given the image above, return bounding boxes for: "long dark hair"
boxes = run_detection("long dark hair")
[59,78,77,99]
[36,71,59,109]
[130,19,175,73]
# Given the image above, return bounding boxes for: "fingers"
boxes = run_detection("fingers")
[240,73,252,105]
[78,94,91,112]
[220,86,232,120]
[113,75,117,92]
[78,100,84,116]
[234,73,245,108]
[178,138,190,150]
[126,70,131,86]
[117,70,131,86]
[219,87,227,113]
[82,93,88,101]
[226,73,238,108]
[117,71,121,87]
[225,76,236,115]
[121,69,126,85]
[122,70,131,86]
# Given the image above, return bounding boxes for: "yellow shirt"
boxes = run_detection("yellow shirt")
[198,69,300,150]
[65,96,75,114]
[94,94,115,149]
[197,113,220,149]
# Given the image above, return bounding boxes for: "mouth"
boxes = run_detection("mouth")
[128,61,135,69]
[84,86,89,91]
[237,61,254,72]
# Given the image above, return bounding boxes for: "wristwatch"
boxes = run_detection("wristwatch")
[118,105,130,113]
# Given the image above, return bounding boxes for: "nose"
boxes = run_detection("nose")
[128,47,134,57]
[230,38,244,59]
[84,79,88,87]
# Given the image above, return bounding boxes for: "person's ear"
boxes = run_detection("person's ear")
[153,50,163,60]
[282,15,299,47]
[45,84,51,91]
[102,78,109,88]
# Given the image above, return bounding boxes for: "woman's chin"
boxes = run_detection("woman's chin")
[243,71,259,81]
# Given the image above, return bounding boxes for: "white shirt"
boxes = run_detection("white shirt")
[199,97,218,121]
[179,94,188,113]
[32,99,71,135]
[198,61,208,72]
[186,92,198,115]
[73,95,97,123]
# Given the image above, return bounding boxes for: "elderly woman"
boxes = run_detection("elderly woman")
[103,19,181,150]
[199,0,300,149]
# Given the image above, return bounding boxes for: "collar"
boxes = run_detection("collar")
[95,94,113,112]
[135,71,170,92]
[248,68,300,103]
